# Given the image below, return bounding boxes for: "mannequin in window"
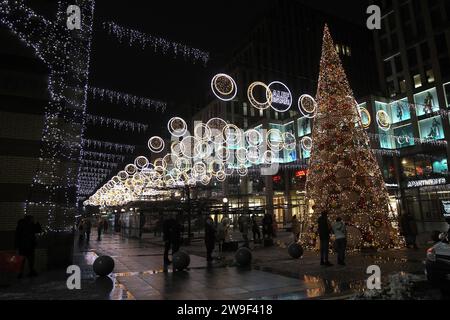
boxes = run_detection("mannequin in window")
[396,102,403,121]
[423,92,434,114]
[427,118,440,139]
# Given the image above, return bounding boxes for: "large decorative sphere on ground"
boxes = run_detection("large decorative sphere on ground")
[235,247,252,267]
[173,251,190,271]
[93,255,115,276]
[288,242,303,259]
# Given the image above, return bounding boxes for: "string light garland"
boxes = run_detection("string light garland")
[88,86,166,111]
[81,139,136,152]
[0,0,95,231]
[86,114,148,132]
[102,21,210,65]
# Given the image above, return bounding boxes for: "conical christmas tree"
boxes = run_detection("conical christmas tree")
[305,25,398,249]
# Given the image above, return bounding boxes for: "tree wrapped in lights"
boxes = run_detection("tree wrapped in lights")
[305,25,399,249]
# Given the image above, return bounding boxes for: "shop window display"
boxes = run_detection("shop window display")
[297,117,311,137]
[379,132,395,149]
[419,116,444,140]
[444,82,450,108]
[414,87,439,116]
[432,158,448,174]
[393,124,415,148]
[390,98,411,123]
[401,157,416,177]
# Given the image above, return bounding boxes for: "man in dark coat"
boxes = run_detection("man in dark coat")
[318,211,333,266]
[15,215,42,278]
[262,213,273,239]
[204,217,216,263]
[162,214,182,265]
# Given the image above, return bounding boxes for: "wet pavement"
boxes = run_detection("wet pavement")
[0,231,445,300]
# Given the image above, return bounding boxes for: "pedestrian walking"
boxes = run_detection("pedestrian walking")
[14,215,42,278]
[251,214,261,242]
[262,212,273,239]
[84,218,92,243]
[162,214,182,265]
[205,217,216,263]
[216,218,227,259]
[291,215,301,242]
[318,211,333,266]
[400,213,418,249]
[96,217,103,241]
[238,214,250,247]
[332,217,347,266]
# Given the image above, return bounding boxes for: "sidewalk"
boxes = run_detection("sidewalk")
[0,231,442,300]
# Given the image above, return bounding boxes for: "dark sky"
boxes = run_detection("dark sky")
[88,0,369,136]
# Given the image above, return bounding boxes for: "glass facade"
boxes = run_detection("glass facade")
[414,87,439,116]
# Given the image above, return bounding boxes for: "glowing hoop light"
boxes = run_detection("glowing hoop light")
[248,81,272,110]
[223,124,242,146]
[194,122,212,141]
[125,164,137,176]
[237,165,248,177]
[211,73,237,101]
[216,170,226,182]
[134,156,149,169]
[148,136,165,153]
[268,81,292,112]
[267,129,283,151]
[167,117,187,137]
[245,129,263,146]
[300,136,313,152]
[216,145,231,162]
[246,146,261,164]
[180,136,198,159]
[298,94,317,118]
[376,110,391,131]
[118,170,129,181]
[359,107,371,129]
[263,150,275,164]
[206,117,228,142]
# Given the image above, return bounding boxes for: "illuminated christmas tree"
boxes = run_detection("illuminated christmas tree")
[305,25,398,249]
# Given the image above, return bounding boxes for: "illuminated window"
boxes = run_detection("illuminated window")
[414,88,439,116]
[426,69,435,83]
[400,79,407,93]
[335,44,340,54]
[346,46,351,56]
[243,103,248,116]
[259,109,264,117]
[414,74,422,88]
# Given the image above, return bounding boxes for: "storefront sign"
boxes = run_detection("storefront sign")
[385,183,399,188]
[407,178,446,188]
[272,175,282,183]
[295,170,308,177]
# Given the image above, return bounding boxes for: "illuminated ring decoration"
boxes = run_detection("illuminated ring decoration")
[192,162,207,176]
[117,171,128,181]
[180,136,199,159]
[195,140,213,159]
[267,129,283,151]
[175,157,191,172]
[125,164,138,176]
[216,170,226,182]
[245,129,263,146]
[376,110,391,131]
[134,156,149,169]
[211,73,237,101]
[235,147,247,163]
[263,150,275,164]
[148,136,165,153]
[268,81,292,112]
[154,158,167,170]
[298,94,317,118]
[215,145,231,162]
[247,81,272,110]
[237,165,248,177]
[170,141,184,157]
[194,122,212,141]
[206,117,228,142]
[200,174,211,186]
[359,107,371,129]
[163,153,178,168]
[246,146,261,164]
[282,132,296,151]
[223,124,242,146]
[208,160,225,176]
[167,117,187,138]
[300,136,313,152]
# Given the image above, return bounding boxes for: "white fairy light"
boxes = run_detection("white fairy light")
[211,74,238,101]
[247,81,272,110]
[298,94,317,118]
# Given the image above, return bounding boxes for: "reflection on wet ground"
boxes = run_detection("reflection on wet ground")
[0,233,434,300]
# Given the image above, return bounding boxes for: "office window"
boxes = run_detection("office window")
[420,42,430,61]
[413,74,422,88]
[243,104,248,116]
[414,88,439,116]
[407,47,417,67]
[435,33,448,55]
[400,79,407,93]
[426,69,435,83]
[384,60,393,77]
[394,55,402,73]
[439,57,450,78]
[259,109,263,117]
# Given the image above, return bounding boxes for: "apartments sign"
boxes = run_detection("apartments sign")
[407,178,446,188]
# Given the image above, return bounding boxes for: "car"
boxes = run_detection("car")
[425,230,450,284]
